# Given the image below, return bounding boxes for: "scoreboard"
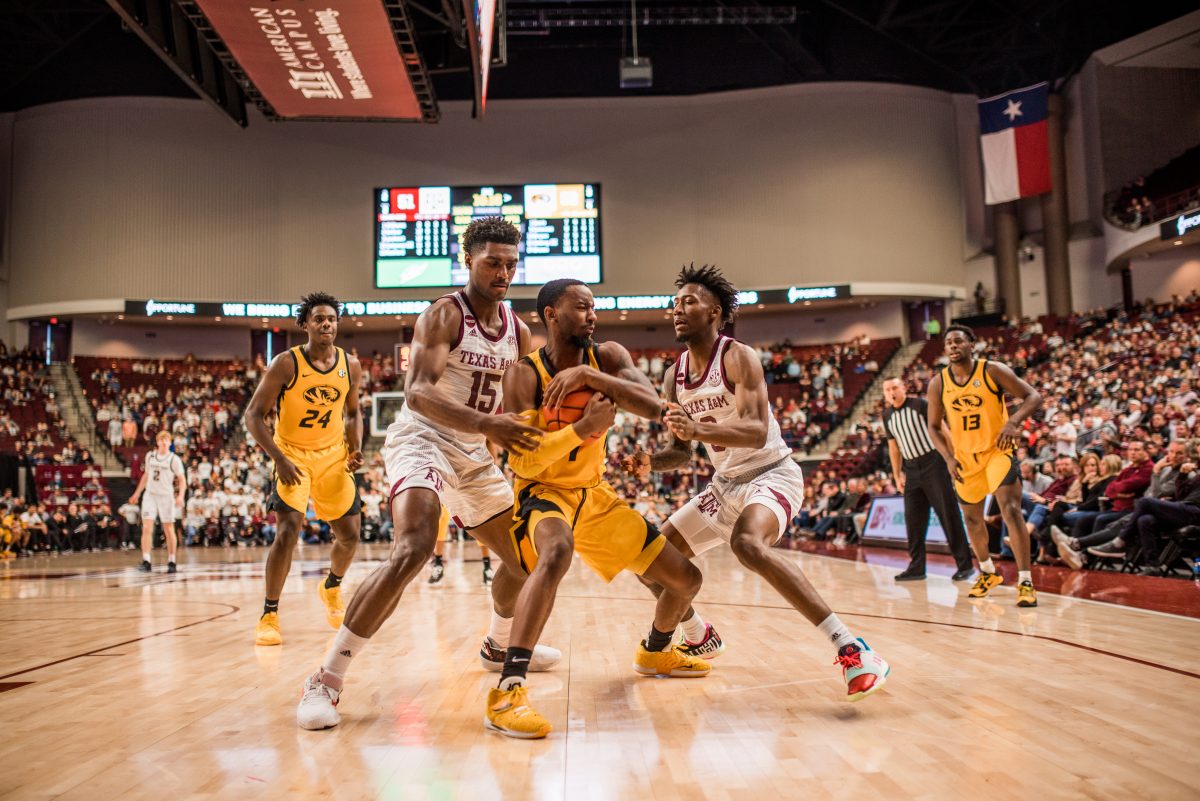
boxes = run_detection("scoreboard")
[375,183,602,288]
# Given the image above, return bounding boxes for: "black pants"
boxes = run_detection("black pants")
[903,452,974,572]
[1132,498,1200,564]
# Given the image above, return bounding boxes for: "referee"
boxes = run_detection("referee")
[881,377,975,582]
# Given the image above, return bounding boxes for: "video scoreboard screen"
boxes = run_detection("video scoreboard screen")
[374,183,602,288]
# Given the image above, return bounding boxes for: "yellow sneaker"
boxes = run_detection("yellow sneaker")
[317,582,345,629]
[255,612,282,646]
[1016,581,1038,608]
[968,571,1003,598]
[485,685,551,739]
[633,643,711,677]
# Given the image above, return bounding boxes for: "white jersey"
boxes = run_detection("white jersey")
[399,291,520,447]
[144,451,185,495]
[675,335,791,479]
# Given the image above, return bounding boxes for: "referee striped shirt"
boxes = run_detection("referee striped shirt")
[883,398,937,461]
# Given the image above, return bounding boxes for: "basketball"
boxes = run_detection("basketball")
[542,388,603,442]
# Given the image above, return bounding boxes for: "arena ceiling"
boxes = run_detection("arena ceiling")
[0,1,1195,116]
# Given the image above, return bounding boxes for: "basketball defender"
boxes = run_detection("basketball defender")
[129,430,186,573]
[295,218,560,731]
[926,324,1043,607]
[244,292,365,645]
[484,278,709,740]
[632,265,890,701]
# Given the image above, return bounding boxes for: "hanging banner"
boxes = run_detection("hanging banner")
[193,0,422,119]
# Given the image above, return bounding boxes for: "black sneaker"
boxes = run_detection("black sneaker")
[137,560,151,573]
[167,562,178,574]
[951,567,975,582]
[895,569,926,582]
[1086,541,1126,560]
[482,564,494,585]
[428,562,445,584]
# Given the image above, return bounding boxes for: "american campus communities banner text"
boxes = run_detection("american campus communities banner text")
[194,0,421,119]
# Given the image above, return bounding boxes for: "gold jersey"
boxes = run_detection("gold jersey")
[940,358,1010,458]
[521,345,608,489]
[275,345,350,451]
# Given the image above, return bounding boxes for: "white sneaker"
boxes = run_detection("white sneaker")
[296,669,341,730]
[479,638,563,672]
[1050,525,1083,570]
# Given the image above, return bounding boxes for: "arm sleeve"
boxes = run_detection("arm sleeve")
[882,409,894,440]
[505,412,584,480]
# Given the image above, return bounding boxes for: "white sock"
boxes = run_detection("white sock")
[979,558,996,574]
[142,552,151,562]
[321,625,370,681]
[168,556,176,564]
[1018,570,1032,585]
[817,613,857,650]
[680,610,707,644]
[487,609,513,649]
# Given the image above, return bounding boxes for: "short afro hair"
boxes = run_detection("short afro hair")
[296,291,341,327]
[676,263,738,324]
[945,323,976,342]
[462,216,521,256]
[536,278,587,325]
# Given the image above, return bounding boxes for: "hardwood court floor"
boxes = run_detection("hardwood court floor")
[0,542,1197,801]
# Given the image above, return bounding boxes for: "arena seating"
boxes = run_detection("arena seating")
[74,356,257,472]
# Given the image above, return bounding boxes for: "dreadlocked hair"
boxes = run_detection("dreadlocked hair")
[462,216,521,255]
[675,263,738,324]
[296,291,341,327]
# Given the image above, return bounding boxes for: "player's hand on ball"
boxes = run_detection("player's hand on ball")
[276,456,304,486]
[485,413,544,454]
[543,365,595,409]
[577,393,616,437]
[346,450,364,472]
[663,404,695,440]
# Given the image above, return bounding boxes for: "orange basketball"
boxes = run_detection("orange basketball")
[541,388,603,442]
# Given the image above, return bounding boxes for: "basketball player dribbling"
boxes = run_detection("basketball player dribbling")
[629,264,890,701]
[295,218,561,731]
[483,278,710,740]
[129,430,186,573]
[243,292,365,645]
[926,324,1043,607]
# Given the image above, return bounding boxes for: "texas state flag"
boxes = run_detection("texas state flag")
[978,82,1051,205]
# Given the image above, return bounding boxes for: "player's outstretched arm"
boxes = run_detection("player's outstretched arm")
[343,354,365,471]
[664,342,768,450]
[626,362,690,475]
[405,300,540,454]
[924,373,961,482]
[502,361,612,479]
[244,352,302,486]
[542,341,661,419]
[985,361,1042,451]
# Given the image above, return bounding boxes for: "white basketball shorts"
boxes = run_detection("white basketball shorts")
[140,492,179,523]
[668,459,805,557]
[381,419,513,529]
